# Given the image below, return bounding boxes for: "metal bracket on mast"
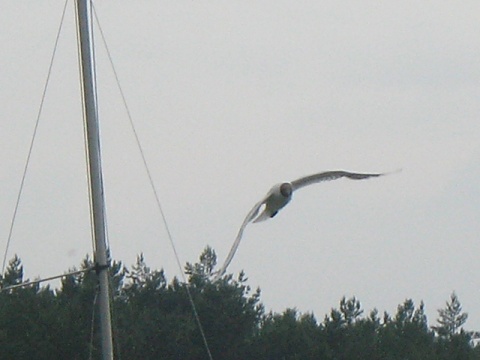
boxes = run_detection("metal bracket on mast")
[94,262,110,275]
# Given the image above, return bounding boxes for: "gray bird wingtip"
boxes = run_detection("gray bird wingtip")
[384,168,402,176]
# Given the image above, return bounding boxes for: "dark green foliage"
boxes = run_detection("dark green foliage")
[0,257,59,359]
[432,292,479,360]
[376,299,436,360]
[0,255,24,287]
[254,309,327,359]
[433,291,469,338]
[115,247,263,360]
[1,250,479,359]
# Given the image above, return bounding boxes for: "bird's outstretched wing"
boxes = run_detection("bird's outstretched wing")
[290,170,387,191]
[213,196,267,281]
[213,169,398,281]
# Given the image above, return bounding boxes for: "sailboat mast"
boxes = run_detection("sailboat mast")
[75,1,114,359]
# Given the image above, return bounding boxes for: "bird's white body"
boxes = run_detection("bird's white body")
[252,183,293,222]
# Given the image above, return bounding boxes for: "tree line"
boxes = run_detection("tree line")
[0,246,479,359]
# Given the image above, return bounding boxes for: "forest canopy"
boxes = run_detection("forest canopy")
[0,247,479,360]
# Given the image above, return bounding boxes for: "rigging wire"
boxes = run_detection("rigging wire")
[0,267,92,293]
[91,6,214,360]
[1,0,70,275]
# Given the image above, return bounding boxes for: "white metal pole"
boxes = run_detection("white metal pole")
[75,1,114,359]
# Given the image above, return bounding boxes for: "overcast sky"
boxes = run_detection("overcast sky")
[1,1,479,330]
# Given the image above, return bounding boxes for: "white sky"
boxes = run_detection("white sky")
[1,1,479,330]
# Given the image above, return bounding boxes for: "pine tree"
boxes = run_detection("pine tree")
[0,255,24,288]
[339,296,363,325]
[432,292,468,338]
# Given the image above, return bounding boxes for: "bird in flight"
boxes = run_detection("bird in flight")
[213,170,394,281]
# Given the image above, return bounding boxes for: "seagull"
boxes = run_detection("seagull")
[213,170,394,281]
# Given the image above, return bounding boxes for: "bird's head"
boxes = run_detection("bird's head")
[280,182,293,198]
